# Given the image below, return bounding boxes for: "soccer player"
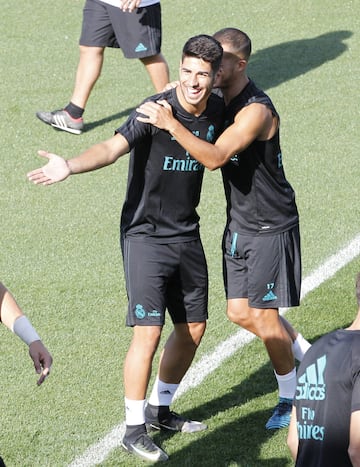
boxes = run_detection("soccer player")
[287,272,360,466]
[136,27,311,430]
[36,0,169,134]
[27,35,224,462]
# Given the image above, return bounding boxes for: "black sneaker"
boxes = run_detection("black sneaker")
[145,404,207,433]
[0,456,6,467]
[36,109,84,135]
[122,432,168,463]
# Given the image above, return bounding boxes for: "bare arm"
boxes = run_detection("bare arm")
[348,410,360,466]
[136,99,275,170]
[287,406,299,461]
[0,282,23,329]
[0,282,53,385]
[27,133,130,185]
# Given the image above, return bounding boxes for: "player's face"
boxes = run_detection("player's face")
[214,43,245,89]
[178,56,215,111]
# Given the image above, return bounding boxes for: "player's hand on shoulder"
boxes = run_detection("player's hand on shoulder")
[162,80,179,91]
[136,100,174,131]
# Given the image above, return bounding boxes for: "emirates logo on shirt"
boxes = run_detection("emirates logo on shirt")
[162,155,203,172]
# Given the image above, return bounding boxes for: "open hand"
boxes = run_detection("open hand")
[27,150,71,185]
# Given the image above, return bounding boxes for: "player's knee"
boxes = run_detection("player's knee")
[189,321,206,346]
[176,321,206,347]
[79,45,104,60]
[132,326,162,355]
[226,303,249,327]
[140,53,162,65]
[255,313,292,342]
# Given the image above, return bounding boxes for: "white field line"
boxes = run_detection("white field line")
[69,234,360,467]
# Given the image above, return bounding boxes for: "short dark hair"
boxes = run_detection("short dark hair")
[356,273,360,306]
[213,27,252,61]
[182,35,223,74]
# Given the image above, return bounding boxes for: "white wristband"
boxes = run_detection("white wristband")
[12,316,41,346]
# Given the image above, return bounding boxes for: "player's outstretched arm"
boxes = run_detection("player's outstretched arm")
[27,134,130,186]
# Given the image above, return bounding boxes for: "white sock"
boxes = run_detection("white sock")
[124,398,146,425]
[275,367,297,400]
[292,333,312,362]
[148,376,180,406]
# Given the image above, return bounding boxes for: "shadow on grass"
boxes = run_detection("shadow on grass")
[85,30,352,133]
[147,325,352,465]
[85,107,135,133]
[153,411,288,466]
[146,360,289,466]
[248,30,352,91]
[148,330,331,466]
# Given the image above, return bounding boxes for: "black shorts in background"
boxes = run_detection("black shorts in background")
[80,0,162,58]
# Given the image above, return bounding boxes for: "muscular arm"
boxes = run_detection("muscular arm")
[137,100,275,170]
[348,410,360,466]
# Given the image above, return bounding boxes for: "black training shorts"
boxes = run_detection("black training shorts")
[223,224,301,308]
[122,237,208,326]
[80,0,162,58]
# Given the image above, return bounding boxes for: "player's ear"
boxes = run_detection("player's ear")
[238,58,247,71]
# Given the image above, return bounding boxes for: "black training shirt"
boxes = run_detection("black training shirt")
[221,80,299,235]
[117,88,224,243]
